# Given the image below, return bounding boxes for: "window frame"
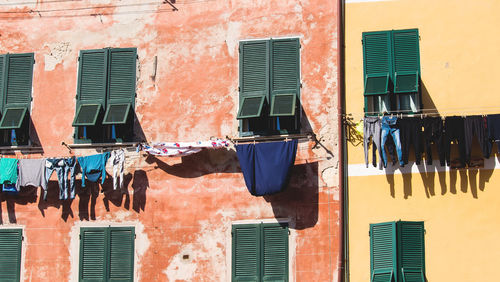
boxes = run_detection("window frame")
[238,37,301,137]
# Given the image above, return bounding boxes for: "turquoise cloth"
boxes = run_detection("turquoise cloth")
[77,152,110,187]
[0,158,18,185]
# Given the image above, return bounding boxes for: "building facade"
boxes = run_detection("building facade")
[0,0,341,281]
[345,0,500,281]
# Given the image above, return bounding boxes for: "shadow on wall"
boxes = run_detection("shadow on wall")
[263,161,319,230]
[0,186,38,224]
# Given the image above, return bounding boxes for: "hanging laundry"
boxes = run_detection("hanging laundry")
[464,115,491,163]
[144,139,229,157]
[46,157,77,200]
[380,116,404,167]
[363,117,382,168]
[0,158,18,186]
[236,140,298,196]
[109,149,125,190]
[399,117,423,165]
[487,114,500,152]
[423,117,445,166]
[443,116,466,167]
[2,184,18,195]
[17,159,48,200]
[78,152,110,187]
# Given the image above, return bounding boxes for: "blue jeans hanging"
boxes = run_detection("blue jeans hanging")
[381,116,404,167]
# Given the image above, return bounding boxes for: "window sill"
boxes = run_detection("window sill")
[228,132,314,143]
[62,141,139,153]
[0,145,43,152]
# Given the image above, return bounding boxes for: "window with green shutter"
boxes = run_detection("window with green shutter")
[362,29,421,115]
[369,221,425,282]
[232,222,288,282]
[0,228,23,282]
[74,48,136,143]
[79,226,135,282]
[238,38,300,136]
[0,53,34,145]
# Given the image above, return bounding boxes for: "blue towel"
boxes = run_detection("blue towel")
[236,140,298,196]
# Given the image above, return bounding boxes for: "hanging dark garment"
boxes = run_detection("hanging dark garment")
[236,140,298,196]
[487,114,500,152]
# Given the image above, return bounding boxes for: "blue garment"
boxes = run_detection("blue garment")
[45,157,77,200]
[236,140,298,196]
[78,153,110,187]
[381,116,404,167]
[2,183,18,195]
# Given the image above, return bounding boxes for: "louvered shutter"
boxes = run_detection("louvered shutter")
[392,29,420,93]
[73,49,106,126]
[103,48,136,125]
[108,227,134,281]
[0,55,5,113]
[370,222,397,282]
[237,41,269,119]
[262,223,288,281]
[269,38,299,117]
[0,53,33,129]
[397,221,425,282]
[0,229,22,282]
[363,31,392,96]
[80,227,107,282]
[232,224,260,281]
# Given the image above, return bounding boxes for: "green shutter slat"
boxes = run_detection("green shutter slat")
[370,222,397,282]
[0,55,5,113]
[237,96,265,119]
[262,224,288,281]
[363,32,391,95]
[0,107,28,129]
[109,227,134,281]
[393,29,420,93]
[77,50,106,104]
[102,103,131,125]
[107,48,136,105]
[80,228,107,281]
[373,272,393,282]
[73,104,101,126]
[0,229,22,281]
[269,39,299,117]
[398,221,425,282]
[5,53,34,106]
[232,224,260,281]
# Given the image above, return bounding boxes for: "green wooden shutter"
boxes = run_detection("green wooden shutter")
[74,49,107,126]
[0,53,34,129]
[392,29,420,93]
[269,38,299,117]
[103,48,136,125]
[108,227,134,281]
[0,229,22,282]
[237,40,269,119]
[232,224,261,281]
[397,221,425,282]
[0,55,5,113]
[80,227,107,282]
[363,31,392,96]
[262,223,288,281]
[370,222,397,282]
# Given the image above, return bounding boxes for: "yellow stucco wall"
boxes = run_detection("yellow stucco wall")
[345,0,500,281]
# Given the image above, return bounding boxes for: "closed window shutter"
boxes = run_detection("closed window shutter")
[0,229,22,282]
[237,41,269,119]
[108,227,134,281]
[397,221,425,282]
[392,29,420,93]
[232,224,261,281]
[363,31,392,96]
[80,227,107,281]
[370,222,397,282]
[262,223,288,281]
[269,38,299,117]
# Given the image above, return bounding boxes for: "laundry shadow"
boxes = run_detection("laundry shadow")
[102,173,133,211]
[78,182,100,221]
[0,185,38,224]
[132,170,149,213]
[263,162,319,230]
[145,148,240,178]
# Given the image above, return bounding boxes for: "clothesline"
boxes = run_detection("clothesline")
[345,105,500,119]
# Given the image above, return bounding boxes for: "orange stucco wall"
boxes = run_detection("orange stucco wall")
[0,1,340,281]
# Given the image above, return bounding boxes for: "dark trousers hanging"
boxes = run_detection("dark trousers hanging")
[487,114,500,152]
[464,116,491,162]
[399,117,423,165]
[423,117,445,166]
[443,116,466,167]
